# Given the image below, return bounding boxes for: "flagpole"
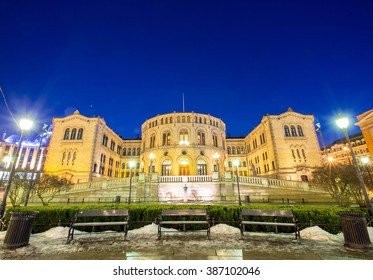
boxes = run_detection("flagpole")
[182,93,185,112]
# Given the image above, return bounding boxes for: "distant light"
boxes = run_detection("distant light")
[336,117,349,129]
[361,157,370,165]
[149,152,156,160]
[129,161,136,168]
[179,140,189,145]
[3,156,12,163]
[213,152,220,160]
[19,119,33,131]
[233,159,240,167]
[327,156,334,163]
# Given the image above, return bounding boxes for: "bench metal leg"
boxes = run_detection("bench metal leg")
[66,227,74,244]
[239,223,245,240]
[124,225,129,241]
[157,224,161,240]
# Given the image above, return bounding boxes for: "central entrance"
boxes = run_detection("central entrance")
[179,159,190,176]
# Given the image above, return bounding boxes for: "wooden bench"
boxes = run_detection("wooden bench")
[239,209,300,240]
[66,209,130,244]
[156,209,212,240]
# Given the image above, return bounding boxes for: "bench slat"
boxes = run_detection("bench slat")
[73,222,128,227]
[161,209,208,216]
[77,209,129,217]
[241,209,293,217]
[241,221,295,227]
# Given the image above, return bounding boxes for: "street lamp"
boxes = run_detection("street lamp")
[128,161,136,204]
[336,116,373,216]
[148,152,155,176]
[361,156,372,188]
[233,159,242,206]
[0,118,33,227]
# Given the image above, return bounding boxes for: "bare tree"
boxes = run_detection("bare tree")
[32,175,69,206]
[312,165,365,207]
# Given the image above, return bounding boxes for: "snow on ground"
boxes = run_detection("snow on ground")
[1,224,373,260]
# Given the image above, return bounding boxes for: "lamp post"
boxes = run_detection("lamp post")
[128,161,136,204]
[336,116,373,216]
[233,159,242,206]
[361,156,373,189]
[24,124,48,206]
[0,119,33,226]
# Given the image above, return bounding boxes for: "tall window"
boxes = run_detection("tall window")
[127,148,131,156]
[179,130,189,144]
[162,131,171,146]
[77,128,83,140]
[212,134,218,147]
[197,159,207,175]
[62,152,66,165]
[150,135,156,148]
[284,126,290,137]
[72,152,76,165]
[137,148,141,156]
[197,131,205,145]
[70,128,77,140]
[162,160,172,176]
[291,126,297,137]
[227,147,231,154]
[64,129,70,140]
[297,126,304,137]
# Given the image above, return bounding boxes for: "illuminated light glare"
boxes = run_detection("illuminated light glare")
[336,117,349,129]
[361,157,370,165]
[19,119,33,131]
[233,159,240,167]
[129,161,136,168]
[3,156,12,163]
[149,152,156,160]
[327,156,334,162]
[213,152,220,160]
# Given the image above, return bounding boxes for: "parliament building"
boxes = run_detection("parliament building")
[43,108,322,183]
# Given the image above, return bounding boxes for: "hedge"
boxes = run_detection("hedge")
[4,204,369,234]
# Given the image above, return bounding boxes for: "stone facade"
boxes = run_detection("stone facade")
[43,108,322,183]
[226,108,322,181]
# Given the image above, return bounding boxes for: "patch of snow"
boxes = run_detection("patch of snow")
[300,226,342,243]
[210,224,240,235]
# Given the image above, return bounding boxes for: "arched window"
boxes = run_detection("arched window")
[62,152,66,165]
[297,126,304,137]
[227,147,231,154]
[137,148,141,156]
[165,118,168,124]
[72,152,76,165]
[70,128,77,140]
[161,118,164,125]
[284,126,290,137]
[199,117,202,124]
[162,160,172,176]
[232,146,236,154]
[179,129,189,144]
[170,117,173,123]
[212,134,218,147]
[132,148,136,156]
[163,131,171,146]
[187,116,191,123]
[182,116,186,123]
[127,148,132,156]
[77,128,83,139]
[63,129,70,140]
[150,135,156,148]
[67,152,71,165]
[237,146,241,154]
[123,148,127,156]
[291,126,297,137]
[177,116,181,123]
[197,130,206,145]
[197,159,207,175]
[241,146,245,153]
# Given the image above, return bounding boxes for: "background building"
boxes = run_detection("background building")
[356,109,373,159]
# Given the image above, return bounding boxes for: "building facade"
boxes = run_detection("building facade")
[356,109,373,159]
[322,133,371,166]
[0,129,50,181]
[43,108,322,183]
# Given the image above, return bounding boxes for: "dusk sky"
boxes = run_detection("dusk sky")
[0,0,372,145]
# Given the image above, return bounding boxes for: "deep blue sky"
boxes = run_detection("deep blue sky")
[0,0,372,145]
